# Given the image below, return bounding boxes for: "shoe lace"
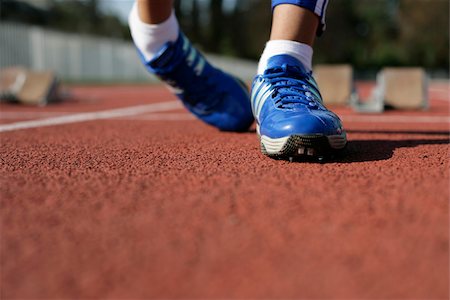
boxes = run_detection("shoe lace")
[263,64,322,109]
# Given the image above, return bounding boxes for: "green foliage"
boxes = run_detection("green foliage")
[175,0,271,58]
[2,0,448,70]
[1,0,130,39]
[176,0,449,71]
[312,0,448,70]
[46,0,130,39]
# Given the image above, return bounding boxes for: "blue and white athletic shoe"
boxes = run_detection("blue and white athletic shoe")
[138,33,254,132]
[251,55,347,160]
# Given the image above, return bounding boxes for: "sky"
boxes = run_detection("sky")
[99,0,134,22]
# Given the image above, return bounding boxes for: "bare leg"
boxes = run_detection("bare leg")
[136,0,173,24]
[270,4,320,46]
[129,0,179,61]
[258,4,319,73]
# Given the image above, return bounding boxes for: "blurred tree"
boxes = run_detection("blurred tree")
[1,0,49,25]
[315,0,365,66]
[180,0,271,59]
[174,0,202,45]
[315,0,449,71]
[398,0,449,70]
[208,0,224,52]
[1,0,130,39]
[2,0,448,71]
[191,0,202,42]
[235,0,271,58]
[46,0,129,39]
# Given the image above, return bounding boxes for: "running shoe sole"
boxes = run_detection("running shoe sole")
[258,127,347,161]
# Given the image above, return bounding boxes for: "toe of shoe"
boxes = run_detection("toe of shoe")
[214,93,254,132]
[260,110,342,138]
[208,75,254,132]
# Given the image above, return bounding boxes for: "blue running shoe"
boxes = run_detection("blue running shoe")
[251,55,347,160]
[137,33,254,132]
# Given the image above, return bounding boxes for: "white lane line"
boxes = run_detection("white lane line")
[430,94,450,102]
[1,103,448,133]
[429,86,450,101]
[122,113,450,124]
[430,86,449,93]
[119,113,196,121]
[0,111,71,119]
[342,115,450,124]
[0,101,181,133]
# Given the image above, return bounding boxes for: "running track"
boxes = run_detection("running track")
[1,82,449,298]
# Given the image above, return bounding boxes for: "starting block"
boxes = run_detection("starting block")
[0,67,60,106]
[380,67,428,110]
[351,67,428,112]
[313,64,354,106]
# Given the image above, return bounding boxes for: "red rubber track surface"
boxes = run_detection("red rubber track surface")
[1,83,449,299]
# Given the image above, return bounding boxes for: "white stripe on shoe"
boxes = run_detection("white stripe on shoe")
[314,0,325,16]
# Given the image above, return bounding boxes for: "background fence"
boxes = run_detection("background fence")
[0,22,258,83]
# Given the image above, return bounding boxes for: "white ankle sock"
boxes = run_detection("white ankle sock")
[128,2,179,62]
[257,40,313,74]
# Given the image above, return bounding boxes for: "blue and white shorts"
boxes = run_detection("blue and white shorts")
[272,0,329,35]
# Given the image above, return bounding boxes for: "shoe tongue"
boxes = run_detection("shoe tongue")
[265,55,312,107]
[266,54,307,73]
